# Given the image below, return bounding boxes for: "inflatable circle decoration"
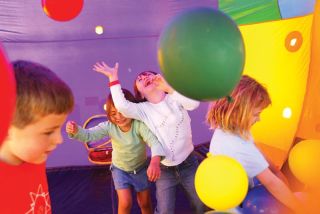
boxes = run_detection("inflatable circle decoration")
[0,46,16,145]
[194,155,248,210]
[42,0,84,22]
[158,7,245,101]
[288,139,320,188]
[242,185,291,214]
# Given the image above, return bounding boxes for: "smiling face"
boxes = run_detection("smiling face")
[108,105,132,131]
[2,113,68,165]
[135,71,158,100]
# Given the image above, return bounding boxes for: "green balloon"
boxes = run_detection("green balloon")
[158,7,245,101]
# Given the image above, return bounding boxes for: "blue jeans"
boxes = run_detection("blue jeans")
[154,152,204,214]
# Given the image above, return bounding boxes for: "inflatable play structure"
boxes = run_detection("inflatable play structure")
[235,0,320,169]
[1,0,320,213]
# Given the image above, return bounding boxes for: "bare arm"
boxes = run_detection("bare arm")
[257,168,304,213]
[93,61,143,120]
[266,157,290,186]
[255,143,290,186]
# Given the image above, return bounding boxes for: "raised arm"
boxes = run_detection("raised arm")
[93,61,119,82]
[93,61,144,120]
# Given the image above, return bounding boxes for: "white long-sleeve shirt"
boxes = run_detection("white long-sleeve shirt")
[111,84,200,166]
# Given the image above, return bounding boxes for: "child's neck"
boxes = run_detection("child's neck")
[145,91,166,104]
[0,141,23,166]
[118,123,132,132]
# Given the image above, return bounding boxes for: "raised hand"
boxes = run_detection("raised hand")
[66,121,78,135]
[93,61,119,81]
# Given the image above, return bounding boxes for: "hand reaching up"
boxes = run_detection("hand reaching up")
[93,61,119,82]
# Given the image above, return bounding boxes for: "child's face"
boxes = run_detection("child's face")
[7,113,68,165]
[135,72,157,98]
[108,105,132,130]
[250,108,262,126]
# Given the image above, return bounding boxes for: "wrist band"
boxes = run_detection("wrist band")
[109,80,120,87]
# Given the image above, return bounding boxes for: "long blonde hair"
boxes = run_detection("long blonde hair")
[206,75,271,139]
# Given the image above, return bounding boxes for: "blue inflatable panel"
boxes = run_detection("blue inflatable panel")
[278,0,315,18]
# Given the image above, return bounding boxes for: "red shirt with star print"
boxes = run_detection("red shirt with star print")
[0,161,51,214]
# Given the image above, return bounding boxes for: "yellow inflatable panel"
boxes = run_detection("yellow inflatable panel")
[296,0,320,140]
[239,15,313,155]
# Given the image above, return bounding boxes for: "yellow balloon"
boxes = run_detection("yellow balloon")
[195,155,248,211]
[288,139,320,187]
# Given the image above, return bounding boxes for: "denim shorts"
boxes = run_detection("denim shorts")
[110,163,150,192]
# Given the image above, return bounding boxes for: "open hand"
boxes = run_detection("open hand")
[93,61,119,81]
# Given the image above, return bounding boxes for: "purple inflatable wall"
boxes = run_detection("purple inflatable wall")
[1,0,218,167]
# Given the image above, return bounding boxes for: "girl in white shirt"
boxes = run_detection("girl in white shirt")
[93,62,204,214]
